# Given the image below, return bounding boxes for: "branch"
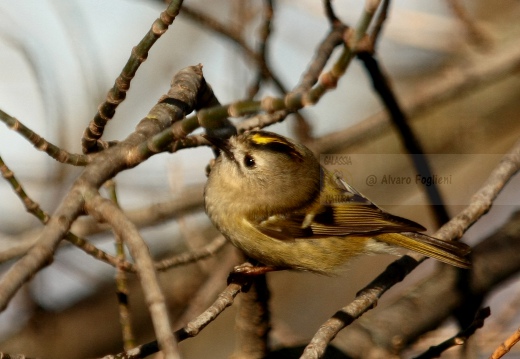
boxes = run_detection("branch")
[334,209,520,357]
[357,52,450,226]
[311,39,520,154]
[232,275,271,358]
[445,0,492,50]
[0,64,205,331]
[0,160,220,273]
[236,23,347,133]
[105,181,136,350]
[413,307,490,359]
[0,109,90,166]
[489,327,520,359]
[81,0,184,154]
[85,193,179,358]
[301,139,520,358]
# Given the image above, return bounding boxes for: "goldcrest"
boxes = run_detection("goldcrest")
[204,130,470,275]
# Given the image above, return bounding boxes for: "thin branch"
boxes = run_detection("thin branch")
[154,235,228,271]
[0,109,90,166]
[311,38,520,155]
[0,65,205,317]
[180,4,282,94]
[72,184,204,237]
[369,0,391,48]
[323,0,340,26]
[0,157,222,273]
[357,52,450,226]
[102,280,246,359]
[104,181,136,350]
[247,0,275,98]
[176,280,247,342]
[445,0,492,50]
[180,2,379,139]
[173,246,239,326]
[237,23,347,134]
[301,139,520,358]
[489,327,520,359]
[413,307,490,359]
[81,0,184,154]
[85,192,179,359]
[0,155,50,223]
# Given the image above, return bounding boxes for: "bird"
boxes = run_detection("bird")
[203,130,471,275]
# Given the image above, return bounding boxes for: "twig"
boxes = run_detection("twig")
[0,159,223,272]
[413,307,490,359]
[154,235,228,271]
[102,278,246,359]
[181,4,284,95]
[311,39,520,155]
[357,52,450,226]
[85,192,179,359]
[0,64,205,332]
[0,152,225,272]
[369,0,391,48]
[0,155,49,223]
[0,153,127,268]
[300,139,520,358]
[181,2,316,140]
[445,0,492,50]
[105,181,136,350]
[336,208,520,357]
[180,1,378,137]
[247,0,275,98]
[323,0,340,26]
[173,247,239,327]
[0,109,90,166]
[238,23,347,134]
[489,327,520,359]
[81,0,184,154]
[72,184,204,237]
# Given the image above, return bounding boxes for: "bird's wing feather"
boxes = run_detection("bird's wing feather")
[254,201,424,241]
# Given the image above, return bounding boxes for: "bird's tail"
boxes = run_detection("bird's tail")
[375,232,471,268]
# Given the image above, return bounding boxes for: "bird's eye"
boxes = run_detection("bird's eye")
[243,154,256,168]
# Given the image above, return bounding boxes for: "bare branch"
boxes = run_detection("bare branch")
[445,0,492,50]
[0,65,206,336]
[312,39,520,154]
[0,109,90,166]
[489,327,520,359]
[86,192,179,359]
[357,52,450,226]
[82,0,185,154]
[413,307,490,359]
[232,275,271,359]
[301,139,520,358]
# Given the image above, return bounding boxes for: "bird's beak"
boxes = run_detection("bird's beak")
[203,135,235,160]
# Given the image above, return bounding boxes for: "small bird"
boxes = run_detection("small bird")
[204,130,470,275]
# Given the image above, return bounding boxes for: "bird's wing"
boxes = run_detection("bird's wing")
[253,179,425,240]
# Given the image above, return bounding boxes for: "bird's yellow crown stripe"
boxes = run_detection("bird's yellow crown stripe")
[251,133,288,146]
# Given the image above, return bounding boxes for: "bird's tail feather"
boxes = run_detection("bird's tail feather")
[375,232,471,268]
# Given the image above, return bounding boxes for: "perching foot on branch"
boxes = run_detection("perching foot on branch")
[227,262,284,289]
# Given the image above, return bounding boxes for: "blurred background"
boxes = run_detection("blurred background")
[0,0,519,358]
